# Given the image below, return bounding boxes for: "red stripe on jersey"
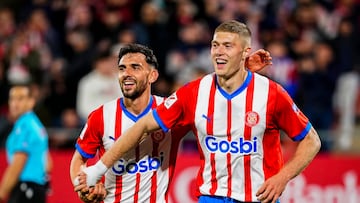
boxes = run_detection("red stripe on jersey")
[114,99,123,202]
[150,141,159,203]
[226,99,232,197]
[114,176,123,201]
[262,81,282,180]
[115,98,122,140]
[244,76,255,201]
[134,173,141,203]
[133,147,141,203]
[166,129,183,202]
[207,79,217,195]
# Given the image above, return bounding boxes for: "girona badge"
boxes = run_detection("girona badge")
[151,130,165,143]
[245,111,259,127]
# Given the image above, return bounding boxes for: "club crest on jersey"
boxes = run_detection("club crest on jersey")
[164,93,177,109]
[151,130,165,143]
[245,111,259,127]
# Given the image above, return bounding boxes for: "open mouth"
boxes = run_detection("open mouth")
[215,58,227,68]
[123,80,136,89]
[216,58,227,64]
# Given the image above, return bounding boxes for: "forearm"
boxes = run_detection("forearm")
[70,152,87,182]
[0,167,19,200]
[81,122,146,186]
[278,127,321,180]
[101,120,147,167]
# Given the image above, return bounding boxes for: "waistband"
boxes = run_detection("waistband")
[199,195,280,203]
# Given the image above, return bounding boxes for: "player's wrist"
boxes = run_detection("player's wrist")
[83,160,108,187]
[93,160,108,174]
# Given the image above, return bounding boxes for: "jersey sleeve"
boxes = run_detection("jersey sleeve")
[153,83,193,133]
[75,107,104,158]
[11,123,32,154]
[274,84,312,141]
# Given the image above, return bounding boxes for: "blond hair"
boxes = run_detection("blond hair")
[215,20,251,48]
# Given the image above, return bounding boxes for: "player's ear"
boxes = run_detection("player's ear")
[28,97,36,110]
[149,69,159,84]
[243,47,251,61]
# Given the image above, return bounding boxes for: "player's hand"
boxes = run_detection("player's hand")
[73,173,90,194]
[79,182,107,203]
[246,49,272,72]
[256,173,288,203]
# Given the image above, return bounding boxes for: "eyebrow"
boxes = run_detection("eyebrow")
[118,63,142,68]
[211,41,232,46]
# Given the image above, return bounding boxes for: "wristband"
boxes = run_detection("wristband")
[82,160,108,187]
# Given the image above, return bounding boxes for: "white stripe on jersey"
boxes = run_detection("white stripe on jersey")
[102,99,117,150]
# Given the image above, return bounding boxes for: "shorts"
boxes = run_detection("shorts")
[198,195,280,203]
[8,181,46,203]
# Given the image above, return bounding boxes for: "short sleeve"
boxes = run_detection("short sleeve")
[274,85,311,141]
[75,107,104,158]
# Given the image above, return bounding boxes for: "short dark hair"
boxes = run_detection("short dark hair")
[10,83,33,97]
[118,43,159,69]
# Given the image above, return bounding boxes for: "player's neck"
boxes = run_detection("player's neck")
[217,69,248,94]
[122,93,152,115]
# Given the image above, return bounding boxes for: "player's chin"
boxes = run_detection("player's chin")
[214,69,228,78]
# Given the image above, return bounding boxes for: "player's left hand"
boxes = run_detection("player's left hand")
[73,173,90,194]
[79,182,107,203]
[256,173,288,203]
[246,49,272,72]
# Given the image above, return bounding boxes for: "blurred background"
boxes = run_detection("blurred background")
[0,0,359,202]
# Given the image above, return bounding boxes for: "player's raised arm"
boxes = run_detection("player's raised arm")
[78,112,161,187]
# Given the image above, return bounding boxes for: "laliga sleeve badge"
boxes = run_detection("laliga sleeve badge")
[164,93,177,109]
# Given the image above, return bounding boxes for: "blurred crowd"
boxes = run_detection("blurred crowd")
[0,0,359,151]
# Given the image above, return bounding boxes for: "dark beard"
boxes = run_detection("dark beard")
[122,81,147,100]
[123,90,143,100]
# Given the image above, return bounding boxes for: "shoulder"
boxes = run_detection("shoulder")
[87,98,119,120]
[153,95,165,106]
[17,112,40,127]
[253,73,283,91]
[178,73,214,93]
[102,98,120,109]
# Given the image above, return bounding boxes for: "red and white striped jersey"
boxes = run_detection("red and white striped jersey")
[76,96,190,203]
[153,71,312,202]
